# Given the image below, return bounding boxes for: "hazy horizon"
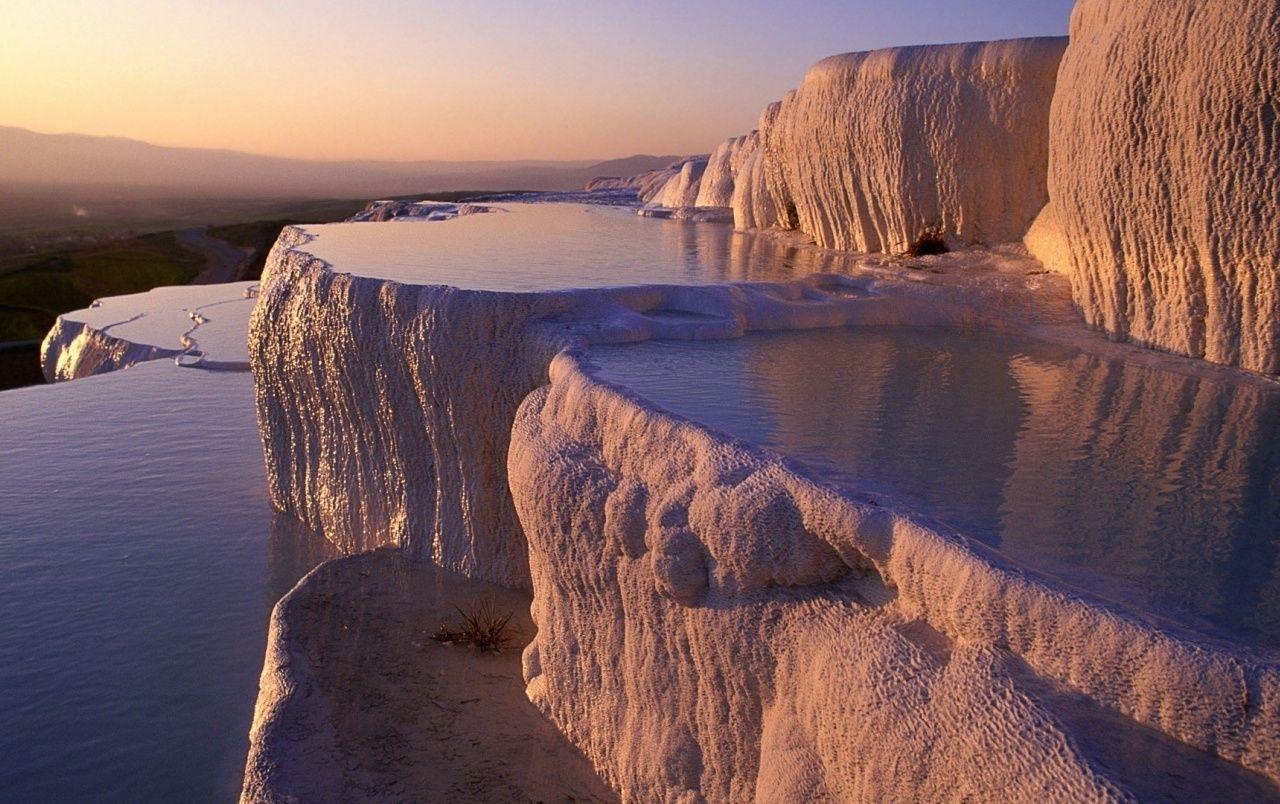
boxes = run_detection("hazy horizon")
[1,0,1075,163]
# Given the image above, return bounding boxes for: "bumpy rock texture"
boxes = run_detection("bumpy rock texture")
[694,134,757,209]
[251,217,1280,800]
[41,282,258,381]
[756,38,1065,253]
[510,353,1280,801]
[250,226,948,589]
[1033,0,1280,374]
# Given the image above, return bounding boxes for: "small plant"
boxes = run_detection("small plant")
[432,599,515,653]
[905,226,949,257]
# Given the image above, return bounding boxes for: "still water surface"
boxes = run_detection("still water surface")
[0,363,331,802]
[302,202,862,289]
[592,326,1280,651]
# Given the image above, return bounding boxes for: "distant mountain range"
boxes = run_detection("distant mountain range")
[0,126,681,198]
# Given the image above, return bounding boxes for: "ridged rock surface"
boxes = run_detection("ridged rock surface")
[693,133,756,209]
[649,158,709,209]
[759,38,1065,253]
[509,353,1280,801]
[250,228,562,586]
[249,225,949,588]
[1034,0,1280,374]
[248,216,1280,799]
[732,105,786,231]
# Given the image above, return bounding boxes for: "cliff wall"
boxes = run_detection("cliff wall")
[758,38,1066,253]
[1034,0,1280,373]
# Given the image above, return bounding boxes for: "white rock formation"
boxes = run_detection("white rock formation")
[648,157,709,210]
[41,281,258,381]
[250,223,957,585]
[250,209,1280,800]
[634,136,763,221]
[591,143,767,220]
[346,200,492,222]
[509,351,1280,800]
[731,135,780,231]
[1031,0,1280,374]
[587,156,709,205]
[693,133,756,209]
[754,38,1065,253]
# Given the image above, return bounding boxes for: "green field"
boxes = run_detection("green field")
[0,232,204,341]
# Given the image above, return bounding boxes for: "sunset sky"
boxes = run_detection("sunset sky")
[0,0,1075,162]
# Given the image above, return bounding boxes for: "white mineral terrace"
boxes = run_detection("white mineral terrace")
[23,6,1280,794]
[23,197,1280,800]
[239,203,1278,801]
[40,281,258,382]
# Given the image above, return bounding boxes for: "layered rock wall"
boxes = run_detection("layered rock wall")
[250,228,565,586]
[509,353,1280,800]
[758,38,1065,253]
[249,227,945,588]
[693,133,756,209]
[1034,0,1280,374]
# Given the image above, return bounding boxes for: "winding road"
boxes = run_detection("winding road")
[177,227,249,284]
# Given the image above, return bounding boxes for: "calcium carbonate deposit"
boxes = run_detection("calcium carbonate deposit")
[1034,0,1280,374]
[40,281,258,381]
[756,38,1065,254]
[29,5,1280,800]
[244,199,1279,801]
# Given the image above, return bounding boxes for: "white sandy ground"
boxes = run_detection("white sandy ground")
[40,281,258,381]
[244,213,1280,802]
[240,548,617,803]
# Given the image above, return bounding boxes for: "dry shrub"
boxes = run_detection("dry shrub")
[906,226,949,257]
[432,599,515,653]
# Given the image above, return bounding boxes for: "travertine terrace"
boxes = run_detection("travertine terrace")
[232,9,1280,803]
[1032,0,1280,373]
[510,353,1279,801]
[41,282,257,381]
[748,38,1065,253]
[243,215,1280,800]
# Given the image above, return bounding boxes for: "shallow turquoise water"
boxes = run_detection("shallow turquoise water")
[591,326,1280,651]
[0,363,332,802]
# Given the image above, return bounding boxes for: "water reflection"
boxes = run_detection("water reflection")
[0,365,337,802]
[302,203,863,290]
[267,510,341,603]
[591,327,1280,649]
